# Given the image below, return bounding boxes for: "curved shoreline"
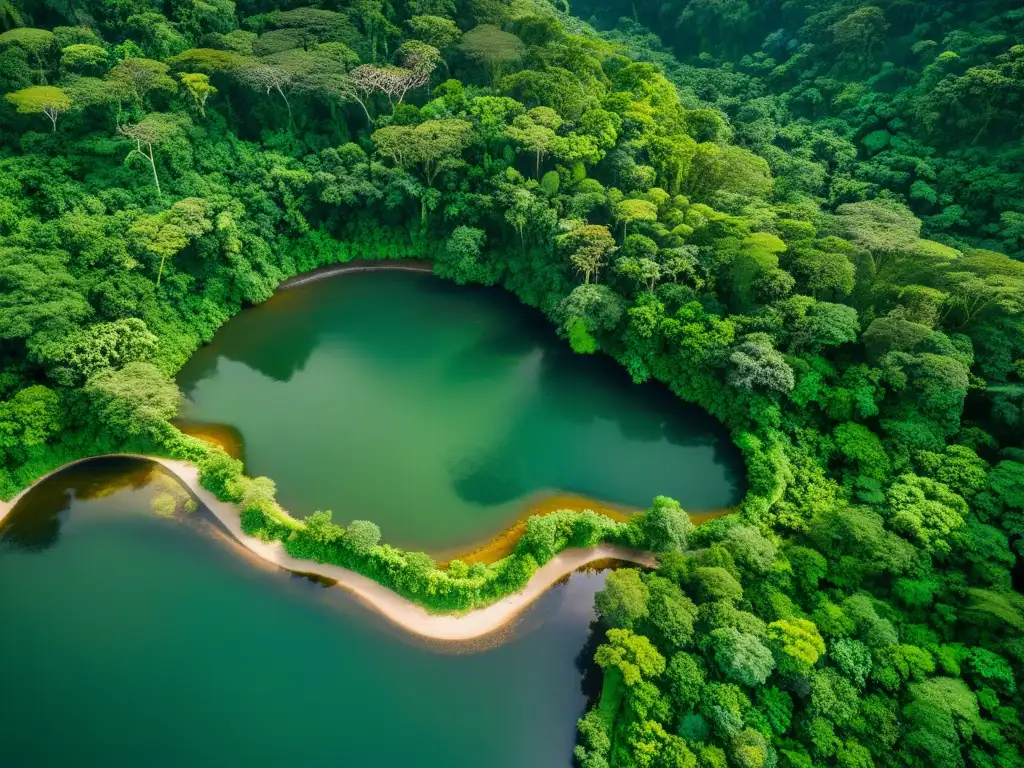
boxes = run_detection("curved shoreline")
[0,455,655,642]
[278,259,434,290]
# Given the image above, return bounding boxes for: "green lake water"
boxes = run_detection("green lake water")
[0,460,611,766]
[176,270,744,553]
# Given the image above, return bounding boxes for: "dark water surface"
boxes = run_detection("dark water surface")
[176,271,744,553]
[0,460,609,767]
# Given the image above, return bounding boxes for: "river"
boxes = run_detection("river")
[0,460,611,766]
[0,270,747,765]
[175,270,744,556]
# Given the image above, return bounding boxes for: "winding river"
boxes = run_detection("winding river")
[176,269,744,555]
[0,269,746,764]
[0,462,609,766]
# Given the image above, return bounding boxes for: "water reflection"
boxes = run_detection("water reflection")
[0,459,157,552]
[576,618,609,705]
[0,464,616,768]
[177,305,326,390]
[446,339,745,510]
[450,449,529,507]
[180,271,736,460]
[173,270,745,551]
[438,321,545,385]
[533,337,719,446]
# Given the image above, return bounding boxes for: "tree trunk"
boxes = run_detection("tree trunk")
[277,86,293,128]
[353,96,372,127]
[146,142,161,195]
[972,111,993,145]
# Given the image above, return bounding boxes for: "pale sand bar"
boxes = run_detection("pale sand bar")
[0,455,655,642]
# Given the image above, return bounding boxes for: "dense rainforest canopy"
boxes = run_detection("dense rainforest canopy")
[577,0,1024,261]
[0,0,1022,767]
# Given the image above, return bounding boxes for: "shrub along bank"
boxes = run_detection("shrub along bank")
[154,412,687,613]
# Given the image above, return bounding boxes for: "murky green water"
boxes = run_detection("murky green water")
[0,460,610,766]
[176,271,744,553]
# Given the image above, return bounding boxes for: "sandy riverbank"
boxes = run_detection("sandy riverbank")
[0,455,655,642]
[278,259,434,289]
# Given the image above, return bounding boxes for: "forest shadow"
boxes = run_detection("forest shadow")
[436,322,544,386]
[177,282,350,392]
[177,316,327,390]
[443,327,747,510]
[0,458,157,552]
[535,339,727,448]
[576,618,610,706]
[449,448,529,507]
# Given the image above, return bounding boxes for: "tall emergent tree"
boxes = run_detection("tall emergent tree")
[5,85,71,130]
[372,117,473,224]
[119,113,186,196]
[458,24,525,86]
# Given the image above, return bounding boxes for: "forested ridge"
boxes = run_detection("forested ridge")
[0,1,1021,766]
[576,0,1024,261]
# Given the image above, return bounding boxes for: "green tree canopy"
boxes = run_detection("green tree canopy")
[5,85,71,130]
[83,362,180,439]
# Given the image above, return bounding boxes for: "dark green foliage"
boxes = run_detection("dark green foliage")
[575,0,1024,260]
[0,2,1020,765]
